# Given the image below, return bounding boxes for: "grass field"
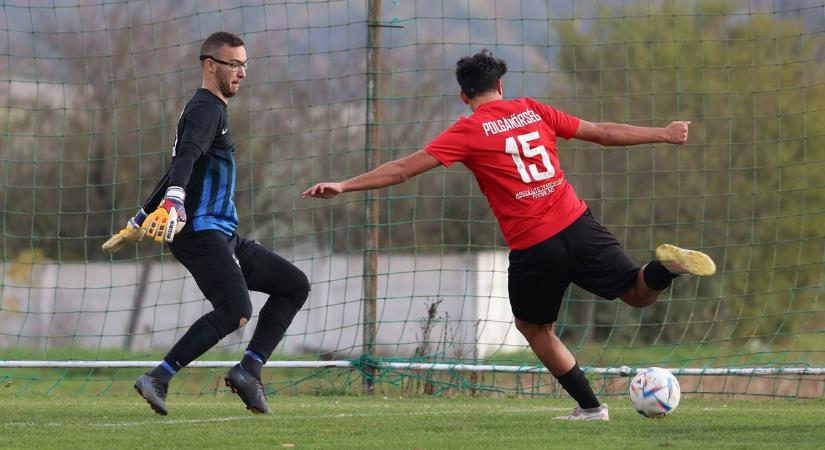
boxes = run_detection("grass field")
[2,394,823,449]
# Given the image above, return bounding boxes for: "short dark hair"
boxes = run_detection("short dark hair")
[200,31,244,58]
[455,49,507,99]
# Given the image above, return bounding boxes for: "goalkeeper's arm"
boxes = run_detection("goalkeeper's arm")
[110,140,202,250]
[141,149,199,243]
[104,101,214,252]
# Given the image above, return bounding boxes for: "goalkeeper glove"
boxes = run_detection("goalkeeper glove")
[143,186,187,243]
[101,209,148,254]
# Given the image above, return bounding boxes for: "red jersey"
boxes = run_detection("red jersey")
[424,98,587,250]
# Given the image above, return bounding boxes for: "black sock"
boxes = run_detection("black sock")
[240,349,265,379]
[148,360,176,384]
[164,314,223,371]
[555,363,600,409]
[643,260,678,290]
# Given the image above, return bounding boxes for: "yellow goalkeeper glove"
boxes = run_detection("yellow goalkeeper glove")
[101,209,148,254]
[142,186,187,243]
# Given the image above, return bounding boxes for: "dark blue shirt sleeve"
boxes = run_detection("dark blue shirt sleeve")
[168,102,221,188]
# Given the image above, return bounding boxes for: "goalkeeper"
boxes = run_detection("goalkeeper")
[304,50,715,422]
[103,31,310,416]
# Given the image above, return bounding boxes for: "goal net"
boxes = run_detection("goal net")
[1,0,823,399]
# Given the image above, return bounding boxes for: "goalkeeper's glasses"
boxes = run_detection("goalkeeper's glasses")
[199,54,248,72]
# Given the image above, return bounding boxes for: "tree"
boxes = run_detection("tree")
[550,0,825,343]
[1,2,184,260]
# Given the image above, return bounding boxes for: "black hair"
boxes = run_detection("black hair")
[455,49,508,99]
[200,31,244,58]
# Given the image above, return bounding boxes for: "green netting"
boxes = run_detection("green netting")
[1,0,824,399]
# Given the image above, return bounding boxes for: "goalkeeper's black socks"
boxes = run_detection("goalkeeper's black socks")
[240,349,265,380]
[643,260,678,290]
[147,360,176,384]
[555,363,600,410]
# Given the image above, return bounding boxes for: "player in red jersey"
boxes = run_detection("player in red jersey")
[304,50,715,421]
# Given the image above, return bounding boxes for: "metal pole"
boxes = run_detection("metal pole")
[363,0,383,395]
[124,260,152,351]
[3,361,823,376]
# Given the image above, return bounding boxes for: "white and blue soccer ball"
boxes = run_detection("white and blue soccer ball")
[628,367,681,418]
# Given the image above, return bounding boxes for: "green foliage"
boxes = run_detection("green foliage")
[549,1,825,343]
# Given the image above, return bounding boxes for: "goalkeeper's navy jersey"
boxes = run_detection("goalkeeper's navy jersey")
[144,88,238,236]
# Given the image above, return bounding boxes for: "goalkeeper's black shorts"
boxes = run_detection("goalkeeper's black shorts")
[507,208,639,325]
[169,230,304,316]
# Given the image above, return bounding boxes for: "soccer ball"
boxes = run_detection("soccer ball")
[628,367,681,418]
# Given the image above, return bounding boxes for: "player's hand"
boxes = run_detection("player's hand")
[302,182,344,199]
[143,186,187,243]
[101,209,148,254]
[664,121,691,145]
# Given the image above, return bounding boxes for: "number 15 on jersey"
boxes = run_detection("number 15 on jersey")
[504,131,556,183]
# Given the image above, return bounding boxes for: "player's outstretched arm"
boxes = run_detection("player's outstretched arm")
[573,119,690,146]
[303,150,441,199]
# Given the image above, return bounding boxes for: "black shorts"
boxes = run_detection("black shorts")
[169,230,302,312]
[508,209,640,324]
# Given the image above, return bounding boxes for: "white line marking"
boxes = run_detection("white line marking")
[97,416,251,427]
[1,405,814,429]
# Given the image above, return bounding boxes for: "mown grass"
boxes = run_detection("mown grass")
[1,394,823,449]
